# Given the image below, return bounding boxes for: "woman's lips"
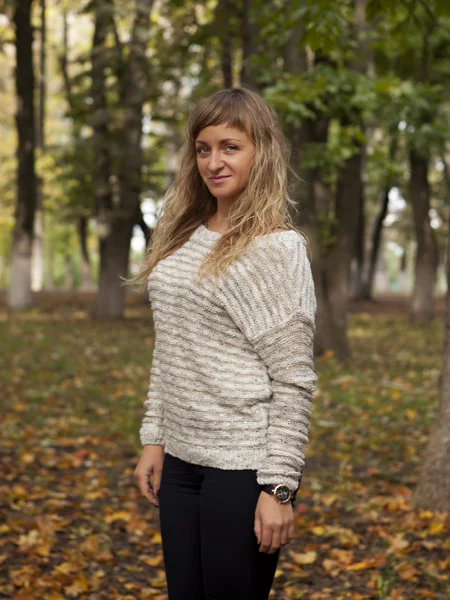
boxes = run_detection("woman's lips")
[209,175,231,184]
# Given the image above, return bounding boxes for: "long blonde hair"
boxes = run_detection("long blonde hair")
[123,87,305,291]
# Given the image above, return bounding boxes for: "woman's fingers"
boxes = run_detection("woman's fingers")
[269,529,282,554]
[134,447,165,508]
[259,524,273,554]
[254,511,262,544]
[136,471,159,507]
[280,523,290,547]
[256,494,295,553]
[288,521,295,544]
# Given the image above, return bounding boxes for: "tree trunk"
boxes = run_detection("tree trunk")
[78,216,94,289]
[220,0,232,88]
[90,0,114,316]
[240,0,259,89]
[93,0,153,319]
[361,188,390,299]
[324,148,364,361]
[9,0,36,311]
[32,0,46,292]
[282,14,346,360]
[409,150,439,323]
[413,224,450,511]
[351,180,365,298]
[361,136,397,299]
[60,6,94,290]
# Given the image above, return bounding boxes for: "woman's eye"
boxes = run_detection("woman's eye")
[196,145,238,154]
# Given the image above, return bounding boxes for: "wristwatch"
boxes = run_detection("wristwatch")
[261,483,296,504]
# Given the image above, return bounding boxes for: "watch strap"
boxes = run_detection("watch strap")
[260,475,302,505]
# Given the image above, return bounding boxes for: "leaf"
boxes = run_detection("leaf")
[397,561,419,581]
[388,534,410,553]
[289,550,318,565]
[104,510,131,524]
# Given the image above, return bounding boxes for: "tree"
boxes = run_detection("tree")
[31,0,46,292]
[8,0,36,310]
[413,217,450,511]
[90,0,153,319]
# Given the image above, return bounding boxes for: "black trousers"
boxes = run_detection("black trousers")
[158,452,281,600]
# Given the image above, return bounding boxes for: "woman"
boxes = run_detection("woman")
[130,87,318,599]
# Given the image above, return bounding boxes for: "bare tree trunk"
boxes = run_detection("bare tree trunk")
[9,0,36,311]
[413,225,450,511]
[361,188,389,299]
[324,148,364,360]
[282,12,342,359]
[94,0,153,319]
[240,0,259,89]
[409,150,439,323]
[78,216,94,289]
[31,0,46,292]
[61,7,95,290]
[90,0,115,315]
[352,183,365,298]
[361,137,397,299]
[220,0,232,88]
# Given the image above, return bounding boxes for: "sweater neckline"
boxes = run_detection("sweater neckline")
[195,223,298,243]
[197,223,223,241]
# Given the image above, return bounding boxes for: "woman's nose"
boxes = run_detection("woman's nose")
[208,150,224,170]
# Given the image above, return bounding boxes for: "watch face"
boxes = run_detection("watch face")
[274,485,291,503]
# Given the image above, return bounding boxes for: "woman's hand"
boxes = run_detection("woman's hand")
[254,491,295,553]
[134,444,165,507]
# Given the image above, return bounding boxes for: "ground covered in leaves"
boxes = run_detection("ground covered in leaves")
[0,292,449,600]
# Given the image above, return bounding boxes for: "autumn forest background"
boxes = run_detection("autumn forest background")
[1,0,450,599]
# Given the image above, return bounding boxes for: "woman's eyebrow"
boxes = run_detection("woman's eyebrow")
[195,138,242,144]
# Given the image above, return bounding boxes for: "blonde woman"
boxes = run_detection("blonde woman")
[131,87,318,599]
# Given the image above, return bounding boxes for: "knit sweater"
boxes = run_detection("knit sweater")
[139,223,318,491]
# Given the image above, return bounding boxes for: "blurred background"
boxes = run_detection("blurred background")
[1,1,450,599]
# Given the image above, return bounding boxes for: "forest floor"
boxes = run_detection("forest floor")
[0,292,449,600]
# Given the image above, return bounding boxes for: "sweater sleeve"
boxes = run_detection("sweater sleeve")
[140,334,165,446]
[139,283,165,446]
[217,233,317,491]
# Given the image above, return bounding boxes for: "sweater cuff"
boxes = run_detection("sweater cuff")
[140,426,165,447]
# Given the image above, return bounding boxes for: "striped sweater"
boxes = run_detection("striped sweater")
[139,223,318,491]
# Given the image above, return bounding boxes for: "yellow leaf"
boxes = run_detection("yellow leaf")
[104,511,131,524]
[330,548,354,565]
[429,521,444,535]
[21,452,35,464]
[419,510,433,519]
[274,568,283,578]
[53,562,74,575]
[322,558,340,576]
[149,569,167,588]
[36,541,52,557]
[311,526,325,536]
[289,550,317,565]
[388,535,410,553]
[347,554,386,571]
[151,532,162,544]
[346,560,373,571]
[337,528,360,547]
[405,409,417,420]
[65,574,90,596]
[141,554,164,567]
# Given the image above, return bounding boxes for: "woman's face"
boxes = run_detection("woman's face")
[195,123,255,204]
